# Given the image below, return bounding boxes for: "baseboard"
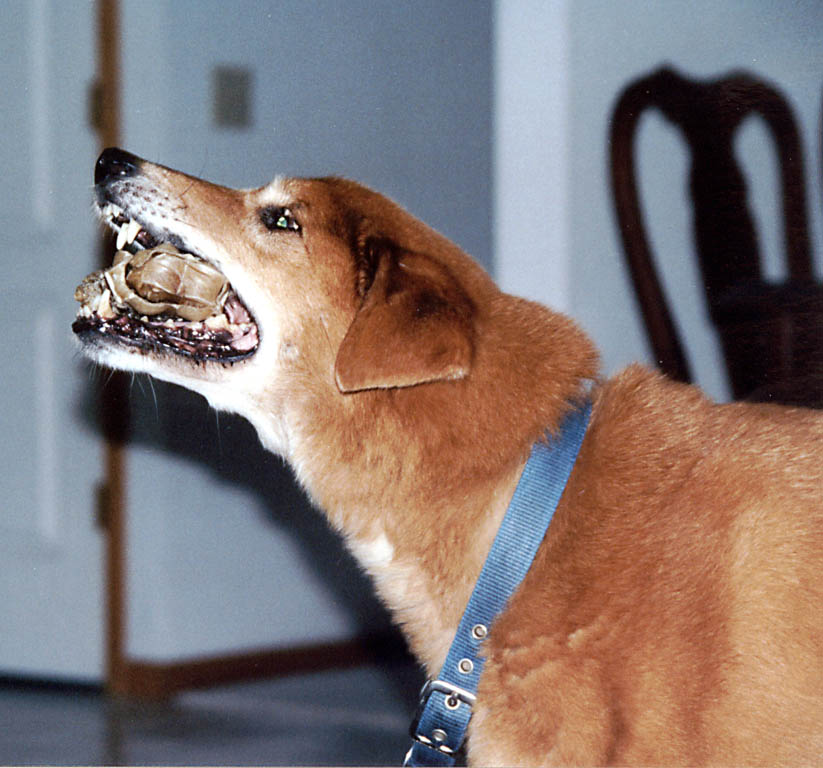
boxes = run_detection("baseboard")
[111,632,408,700]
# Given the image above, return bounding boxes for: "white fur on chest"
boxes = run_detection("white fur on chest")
[346,529,454,671]
[348,531,395,570]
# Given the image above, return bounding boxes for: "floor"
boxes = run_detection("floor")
[1,660,425,766]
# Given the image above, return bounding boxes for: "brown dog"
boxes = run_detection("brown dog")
[74,148,823,765]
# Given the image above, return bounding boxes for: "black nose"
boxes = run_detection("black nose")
[95,147,142,185]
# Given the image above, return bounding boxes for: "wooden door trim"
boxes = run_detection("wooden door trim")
[95,0,131,697]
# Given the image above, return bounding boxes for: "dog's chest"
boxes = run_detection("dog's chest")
[346,530,456,669]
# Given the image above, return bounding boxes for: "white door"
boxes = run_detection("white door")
[0,1,105,681]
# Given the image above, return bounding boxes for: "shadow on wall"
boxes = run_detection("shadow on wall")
[80,373,397,642]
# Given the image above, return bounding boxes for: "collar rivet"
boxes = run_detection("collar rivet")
[471,623,488,640]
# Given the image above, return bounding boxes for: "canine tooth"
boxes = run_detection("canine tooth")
[98,289,115,320]
[116,219,141,250]
[125,218,142,245]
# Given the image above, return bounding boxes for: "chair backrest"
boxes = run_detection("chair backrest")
[610,66,822,407]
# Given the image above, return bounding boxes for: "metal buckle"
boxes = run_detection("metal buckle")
[421,679,477,710]
[406,679,476,760]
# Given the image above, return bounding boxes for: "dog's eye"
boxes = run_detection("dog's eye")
[259,206,300,233]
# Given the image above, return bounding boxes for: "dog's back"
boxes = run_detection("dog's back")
[472,366,823,765]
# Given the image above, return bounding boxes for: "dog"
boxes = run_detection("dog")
[74,148,823,766]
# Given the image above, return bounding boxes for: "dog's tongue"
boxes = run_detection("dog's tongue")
[224,293,252,325]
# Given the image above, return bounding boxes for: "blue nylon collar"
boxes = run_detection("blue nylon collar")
[404,400,592,766]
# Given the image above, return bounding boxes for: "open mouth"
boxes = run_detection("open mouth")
[73,207,259,362]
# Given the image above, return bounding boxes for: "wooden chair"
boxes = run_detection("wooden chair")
[610,66,823,407]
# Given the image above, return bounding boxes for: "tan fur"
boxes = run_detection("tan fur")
[78,152,823,766]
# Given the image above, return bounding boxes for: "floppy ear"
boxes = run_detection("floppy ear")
[334,238,475,392]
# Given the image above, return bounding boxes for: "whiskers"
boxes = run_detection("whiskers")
[78,360,164,424]
[79,357,118,389]
[213,408,223,457]
[128,372,160,421]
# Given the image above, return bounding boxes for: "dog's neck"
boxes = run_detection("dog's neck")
[269,298,599,673]
[290,405,528,673]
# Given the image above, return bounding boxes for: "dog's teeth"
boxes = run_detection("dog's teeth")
[125,218,142,245]
[204,314,229,330]
[116,218,142,250]
[98,289,115,320]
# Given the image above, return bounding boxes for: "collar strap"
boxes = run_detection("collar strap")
[404,400,592,766]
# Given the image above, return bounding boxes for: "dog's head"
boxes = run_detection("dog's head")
[74,148,504,450]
